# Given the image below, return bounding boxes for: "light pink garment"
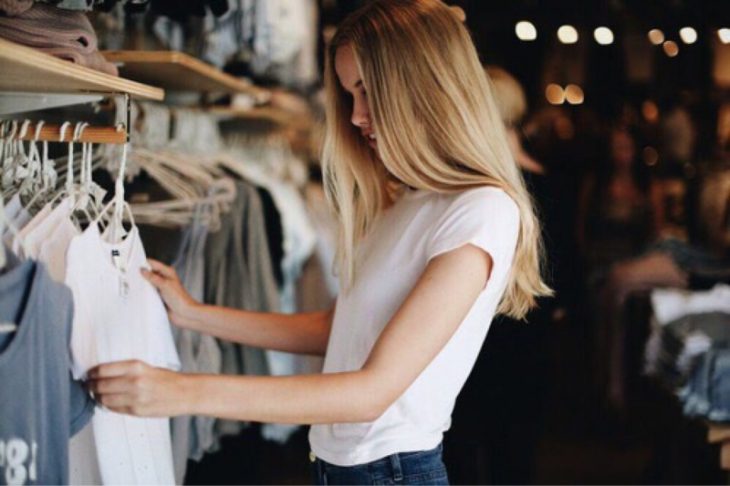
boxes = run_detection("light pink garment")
[0,3,118,76]
[0,0,33,16]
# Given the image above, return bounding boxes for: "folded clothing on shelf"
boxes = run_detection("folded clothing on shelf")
[0,2,118,76]
[0,0,33,16]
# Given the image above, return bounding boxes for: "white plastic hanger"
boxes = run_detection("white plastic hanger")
[22,121,51,211]
[97,129,134,243]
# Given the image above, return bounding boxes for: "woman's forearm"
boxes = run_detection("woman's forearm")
[185,371,383,424]
[180,304,332,356]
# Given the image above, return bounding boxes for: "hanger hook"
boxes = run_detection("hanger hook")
[72,121,85,143]
[33,121,45,142]
[8,121,18,140]
[59,121,71,142]
[19,119,31,140]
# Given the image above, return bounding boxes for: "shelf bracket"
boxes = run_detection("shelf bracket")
[0,92,104,115]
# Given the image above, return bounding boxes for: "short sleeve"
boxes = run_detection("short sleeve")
[426,188,520,285]
[61,285,95,436]
[69,372,95,436]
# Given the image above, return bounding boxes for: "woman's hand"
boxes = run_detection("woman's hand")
[142,259,199,328]
[87,360,194,417]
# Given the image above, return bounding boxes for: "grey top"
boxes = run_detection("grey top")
[204,180,280,442]
[0,254,94,485]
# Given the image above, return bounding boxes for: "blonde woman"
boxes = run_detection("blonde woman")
[89,1,551,484]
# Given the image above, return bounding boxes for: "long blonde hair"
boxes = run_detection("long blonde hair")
[322,0,552,319]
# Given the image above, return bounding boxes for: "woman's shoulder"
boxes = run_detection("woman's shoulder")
[444,186,519,215]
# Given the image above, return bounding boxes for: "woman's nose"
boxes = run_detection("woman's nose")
[351,97,370,128]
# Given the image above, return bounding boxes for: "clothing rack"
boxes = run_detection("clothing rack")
[16,122,127,144]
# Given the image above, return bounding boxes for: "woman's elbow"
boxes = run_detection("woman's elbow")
[358,400,388,423]
[351,377,397,422]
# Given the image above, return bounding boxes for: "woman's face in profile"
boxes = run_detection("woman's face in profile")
[335,45,377,151]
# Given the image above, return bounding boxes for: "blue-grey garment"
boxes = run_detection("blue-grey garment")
[171,205,222,483]
[680,348,730,422]
[0,255,94,485]
[650,313,730,389]
[311,443,449,486]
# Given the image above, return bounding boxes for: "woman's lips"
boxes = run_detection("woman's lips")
[365,133,376,148]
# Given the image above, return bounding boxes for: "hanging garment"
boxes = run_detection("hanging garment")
[170,205,222,484]
[20,198,74,261]
[290,184,339,378]
[37,212,78,282]
[1,194,31,247]
[0,252,94,485]
[215,157,316,444]
[204,181,277,443]
[65,223,180,485]
[11,203,52,259]
[250,0,308,76]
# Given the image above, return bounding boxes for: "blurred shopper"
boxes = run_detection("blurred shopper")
[578,125,655,277]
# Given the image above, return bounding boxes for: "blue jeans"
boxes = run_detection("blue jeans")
[311,444,449,485]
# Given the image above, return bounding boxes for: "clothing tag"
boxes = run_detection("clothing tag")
[111,249,121,270]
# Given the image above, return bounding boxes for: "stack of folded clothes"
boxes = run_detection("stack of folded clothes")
[0,1,118,76]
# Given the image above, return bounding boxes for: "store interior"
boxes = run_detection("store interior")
[1,0,730,484]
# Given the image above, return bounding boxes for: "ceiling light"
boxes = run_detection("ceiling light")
[557,25,578,44]
[719,28,730,44]
[663,40,679,57]
[594,26,614,45]
[565,84,584,105]
[679,27,697,44]
[545,84,565,105]
[648,29,665,45]
[515,21,537,41]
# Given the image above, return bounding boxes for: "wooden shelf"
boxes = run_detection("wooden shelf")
[102,51,270,101]
[0,38,164,100]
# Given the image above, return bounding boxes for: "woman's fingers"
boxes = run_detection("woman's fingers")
[141,268,168,289]
[89,376,132,395]
[88,360,144,379]
[96,393,131,411]
[147,259,177,279]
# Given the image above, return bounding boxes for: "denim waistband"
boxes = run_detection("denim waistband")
[311,443,448,485]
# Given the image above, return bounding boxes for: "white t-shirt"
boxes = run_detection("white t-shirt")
[65,223,180,485]
[24,198,73,260]
[309,187,520,466]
